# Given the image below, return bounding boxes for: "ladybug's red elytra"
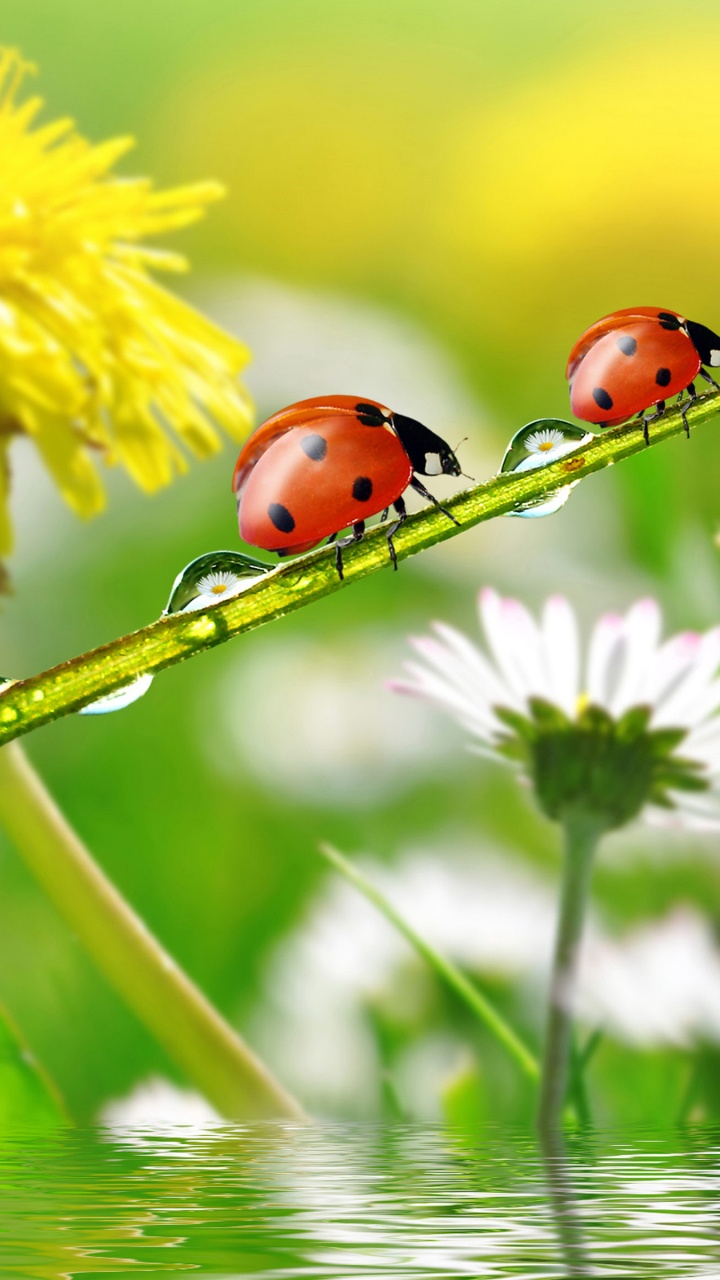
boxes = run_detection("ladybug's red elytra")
[567,307,720,442]
[232,395,461,578]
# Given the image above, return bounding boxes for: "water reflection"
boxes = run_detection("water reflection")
[3,1124,720,1276]
[540,1129,594,1278]
[500,420,594,519]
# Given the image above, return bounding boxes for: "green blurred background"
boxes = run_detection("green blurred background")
[3,0,720,1127]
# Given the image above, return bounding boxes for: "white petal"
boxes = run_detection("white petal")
[585,612,624,710]
[430,622,515,708]
[607,598,662,716]
[645,632,701,707]
[652,627,720,727]
[656,790,720,831]
[479,589,547,702]
[408,634,509,716]
[394,661,499,740]
[683,706,720,754]
[541,595,579,716]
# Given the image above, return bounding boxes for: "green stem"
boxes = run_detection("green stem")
[320,843,539,1082]
[537,812,604,1132]
[0,741,306,1122]
[0,390,717,745]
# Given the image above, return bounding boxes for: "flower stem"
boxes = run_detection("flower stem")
[0,388,717,746]
[537,811,604,1132]
[0,741,306,1122]
[320,843,539,1082]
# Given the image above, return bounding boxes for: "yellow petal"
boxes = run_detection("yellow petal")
[32,412,105,519]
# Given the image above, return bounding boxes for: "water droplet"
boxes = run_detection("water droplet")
[500,419,594,517]
[164,550,271,615]
[80,673,154,717]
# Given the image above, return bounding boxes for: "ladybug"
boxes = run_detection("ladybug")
[566,307,720,443]
[232,395,461,578]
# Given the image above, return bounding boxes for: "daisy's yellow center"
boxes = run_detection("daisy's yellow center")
[575,691,591,715]
[538,440,555,452]
[211,583,228,595]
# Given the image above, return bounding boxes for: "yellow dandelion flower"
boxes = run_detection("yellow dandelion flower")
[0,48,253,557]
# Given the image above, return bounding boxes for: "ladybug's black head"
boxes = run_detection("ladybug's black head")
[391,414,462,477]
[685,319,720,368]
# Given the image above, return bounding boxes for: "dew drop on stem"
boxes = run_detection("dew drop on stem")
[500,419,594,518]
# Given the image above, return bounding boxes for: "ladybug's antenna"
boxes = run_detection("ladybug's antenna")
[451,436,475,481]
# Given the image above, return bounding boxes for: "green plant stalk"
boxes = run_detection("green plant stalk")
[320,843,539,1082]
[0,741,306,1122]
[0,391,718,746]
[537,812,605,1132]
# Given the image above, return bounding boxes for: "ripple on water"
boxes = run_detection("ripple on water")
[1,1125,720,1277]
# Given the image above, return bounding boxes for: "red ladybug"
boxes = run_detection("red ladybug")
[232,395,461,578]
[567,307,720,442]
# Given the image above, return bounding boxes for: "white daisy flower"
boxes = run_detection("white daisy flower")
[520,424,566,460]
[181,569,249,613]
[391,589,720,831]
[524,427,569,456]
[509,427,594,475]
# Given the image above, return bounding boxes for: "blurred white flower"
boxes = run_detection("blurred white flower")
[250,848,557,1115]
[251,846,720,1116]
[208,632,456,805]
[392,589,720,830]
[98,1076,220,1133]
[578,908,720,1047]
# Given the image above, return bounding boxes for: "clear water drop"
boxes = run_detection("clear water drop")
[500,418,594,518]
[79,673,154,716]
[20,552,274,721]
[163,550,271,615]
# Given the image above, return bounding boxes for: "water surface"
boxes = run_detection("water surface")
[3,1124,719,1278]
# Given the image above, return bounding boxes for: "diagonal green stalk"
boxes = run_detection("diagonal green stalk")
[537,811,605,1132]
[0,741,306,1121]
[0,390,718,746]
[319,843,540,1082]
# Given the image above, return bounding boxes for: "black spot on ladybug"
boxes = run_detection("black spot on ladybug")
[268,503,295,534]
[658,312,681,330]
[300,433,327,461]
[656,367,672,387]
[616,335,637,356]
[355,402,387,426]
[592,387,613,410]
[352,476,373,502]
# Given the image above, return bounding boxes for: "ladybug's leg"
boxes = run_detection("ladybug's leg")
[678,382,698,439]
[384,497,408,571]
[641,400,666,447]
[700,368,720,392]
[409,476,460,527]
[334,521,366,581]
[635,409,652,448]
